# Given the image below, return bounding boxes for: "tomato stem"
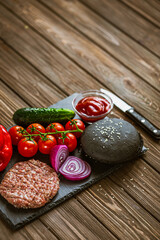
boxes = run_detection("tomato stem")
[22,122,83,138]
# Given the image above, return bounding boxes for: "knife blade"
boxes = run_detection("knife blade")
[100,88,160,139]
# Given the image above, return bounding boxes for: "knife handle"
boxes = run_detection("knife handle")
[126,108,160,139]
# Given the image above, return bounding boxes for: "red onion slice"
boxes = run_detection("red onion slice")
[59,156,91,181]
[79,162,91,179]
[59,156,85,175]
[50,145,69,173]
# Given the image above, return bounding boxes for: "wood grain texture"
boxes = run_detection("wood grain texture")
[0,219,58,240]
[0,40,65,110]
[81,0,160,57]
[0,2,160,129]
[77,179,160,240]
[121,0,160,27]
[109,159,160,221]
[0,80,28,128]
[40,198,117,240]
[39,0,160,92]
[0,4,100,95]
[140,134,160,172]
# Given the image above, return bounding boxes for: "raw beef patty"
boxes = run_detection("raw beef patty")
[0,159,59,208]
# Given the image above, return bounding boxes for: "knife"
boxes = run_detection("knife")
[100,88,160,139]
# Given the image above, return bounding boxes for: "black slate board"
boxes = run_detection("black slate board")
[0,94,145,230]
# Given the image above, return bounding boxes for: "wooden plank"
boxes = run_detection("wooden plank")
[40,198,117,240]
[0,3,160,130]
[0,80,117,240]
[21,220,58,240]
[39,0,160,92]
[0,80,28,128]
[139,134,160,172]
[0,40,65,114]
[0,7,99,95]
[77,178,160,240]
[109,159,160,221]
[0,219,27,240]
[0,219,58,240]
[81,0,160,57]
[121,0,160,28]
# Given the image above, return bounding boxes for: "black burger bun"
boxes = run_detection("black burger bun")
[81,118,144,164]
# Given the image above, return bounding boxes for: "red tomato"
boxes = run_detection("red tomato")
[18,138,38,157]
[46,123,65,138]
[38,135,57,154]
[26,123,45,142]
[9,125,25,145]
[65,119,85,138]
[58,133,77,152]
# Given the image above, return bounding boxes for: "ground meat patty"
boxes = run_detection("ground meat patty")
[0,159,59,209]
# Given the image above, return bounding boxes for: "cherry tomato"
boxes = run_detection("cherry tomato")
[46,123,65,138]
[65,119,85,138]
[26,123,45,142]
[18,138,38,157]
[9,125,25,145]
[38,135,57,154]
[58,133,77,152]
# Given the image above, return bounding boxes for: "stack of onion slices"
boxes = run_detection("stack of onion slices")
[50,145,91,181]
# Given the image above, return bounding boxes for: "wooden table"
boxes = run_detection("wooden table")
[0,0,160,239]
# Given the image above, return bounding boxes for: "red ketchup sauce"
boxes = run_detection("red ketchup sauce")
[76,96,111,122]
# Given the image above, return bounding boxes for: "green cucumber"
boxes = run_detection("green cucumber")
[13,108,75,127]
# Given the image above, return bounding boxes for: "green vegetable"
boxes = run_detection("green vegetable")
[13,108,75,127]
